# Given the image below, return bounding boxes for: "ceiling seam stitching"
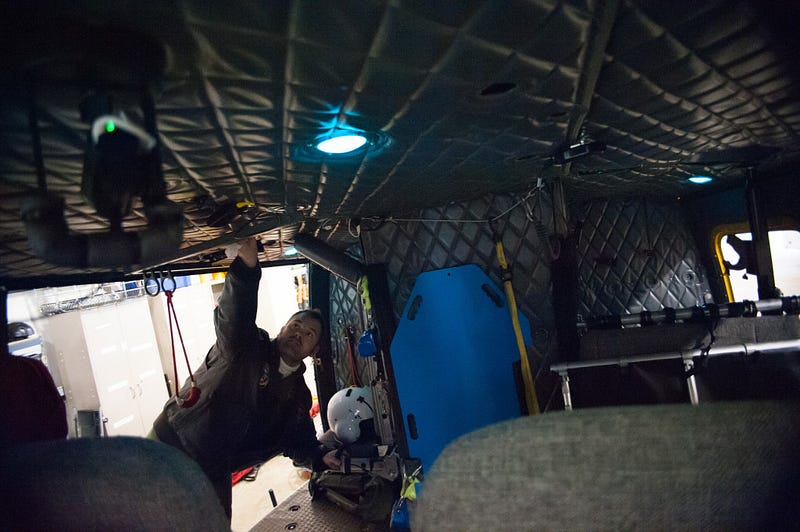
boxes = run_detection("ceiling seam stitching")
[628,9,794,142]
[606,70,763,147]
[279,3,305,221]
[196,76,254,202]
[680,37,796,140]
[351,5,490,216]
[331,2,388,219]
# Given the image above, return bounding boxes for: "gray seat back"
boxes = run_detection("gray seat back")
[414,401,800,531]
[0,436,230,531]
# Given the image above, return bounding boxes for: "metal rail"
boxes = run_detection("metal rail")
[580,296,799,330]
[551,339,800,410]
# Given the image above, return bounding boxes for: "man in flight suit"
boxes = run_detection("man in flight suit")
[151,237,340,519]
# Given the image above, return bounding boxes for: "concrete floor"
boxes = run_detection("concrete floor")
[231,454,311,532]
[231,367,324,531]
[231,400,323,532]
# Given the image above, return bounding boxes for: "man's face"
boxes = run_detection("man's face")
[276,313,322,366]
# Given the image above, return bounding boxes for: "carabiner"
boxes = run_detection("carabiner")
[160,269,176,293]
[144,271,161,296]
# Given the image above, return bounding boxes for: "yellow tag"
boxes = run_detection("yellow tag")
[401,477,419,501]
[358,276,372,312]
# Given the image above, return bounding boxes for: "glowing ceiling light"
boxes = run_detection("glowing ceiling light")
[315,134,368,154]
[688,175,713,184]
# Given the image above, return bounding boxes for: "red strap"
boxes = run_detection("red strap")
[344,326,361,387]
[165,290,196,395]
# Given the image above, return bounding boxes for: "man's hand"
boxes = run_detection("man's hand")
[238,237,259,268]
[322,449,342,470]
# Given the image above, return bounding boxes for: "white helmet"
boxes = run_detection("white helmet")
[326,386,374,444]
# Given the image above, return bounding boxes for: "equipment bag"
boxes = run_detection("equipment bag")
[309,470,398,523]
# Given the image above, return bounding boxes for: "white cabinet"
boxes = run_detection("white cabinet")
[41,298,168,437]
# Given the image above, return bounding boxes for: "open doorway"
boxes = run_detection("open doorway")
[6,262,320,529]
[718,229,800,301]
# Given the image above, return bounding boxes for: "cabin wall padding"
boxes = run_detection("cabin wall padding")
[573,198,713,320]
[359,195,555,334]
[328,246,373,390]
[347,194,712,409]
[357,196,711,346]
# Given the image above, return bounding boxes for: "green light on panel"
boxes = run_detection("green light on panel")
[105,121,116,133]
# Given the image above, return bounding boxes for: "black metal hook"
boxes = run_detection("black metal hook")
[143,271,161,296]
[143,269,177,296]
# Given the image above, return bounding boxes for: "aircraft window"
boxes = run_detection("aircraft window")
[720,230,800,301]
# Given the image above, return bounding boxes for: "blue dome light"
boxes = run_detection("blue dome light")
[688,175,713,184]
[316,134,368,154]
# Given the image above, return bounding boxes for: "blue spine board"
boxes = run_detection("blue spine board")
[389,264,532,471]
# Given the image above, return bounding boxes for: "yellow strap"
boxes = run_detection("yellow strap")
[495,240,540,415]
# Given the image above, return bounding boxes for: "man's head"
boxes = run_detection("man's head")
[275,309,324,366]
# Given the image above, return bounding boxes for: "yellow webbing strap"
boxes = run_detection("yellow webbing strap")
[495,238,540,415]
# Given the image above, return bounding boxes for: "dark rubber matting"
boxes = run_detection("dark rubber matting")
[250,484,389,532]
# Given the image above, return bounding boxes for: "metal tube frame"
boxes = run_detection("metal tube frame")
[580,296,798,330]
[551,339,800,410]
[558,371,573,411]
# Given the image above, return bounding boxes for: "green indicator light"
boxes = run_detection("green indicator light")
[106,121,116,133]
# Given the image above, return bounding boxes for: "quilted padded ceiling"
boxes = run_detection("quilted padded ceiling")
[1,1,799,284]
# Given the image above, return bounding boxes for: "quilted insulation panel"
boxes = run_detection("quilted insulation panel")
[353,192,709,410]
[0,1,798,284]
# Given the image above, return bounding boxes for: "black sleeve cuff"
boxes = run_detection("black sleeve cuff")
[229,255,262,281]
